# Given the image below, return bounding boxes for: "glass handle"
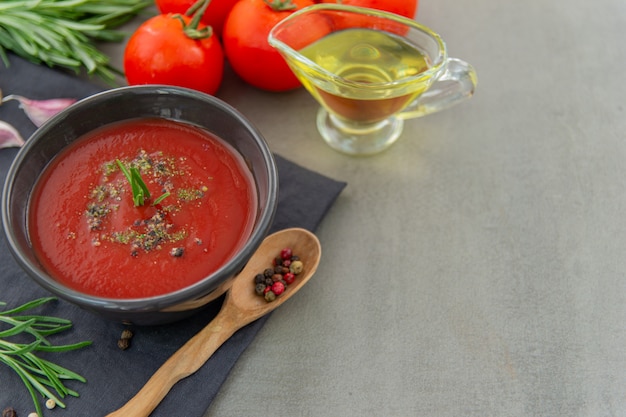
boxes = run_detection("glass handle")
[399,58,478,119]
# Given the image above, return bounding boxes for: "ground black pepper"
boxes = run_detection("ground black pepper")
[82,149,208,257]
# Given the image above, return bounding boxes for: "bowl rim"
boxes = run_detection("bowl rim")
[1,85,278,314]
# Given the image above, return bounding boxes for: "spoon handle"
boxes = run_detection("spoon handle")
[105,301,243,417]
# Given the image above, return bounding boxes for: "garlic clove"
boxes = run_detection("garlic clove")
[0,120,25,149]
[2,94,77,127]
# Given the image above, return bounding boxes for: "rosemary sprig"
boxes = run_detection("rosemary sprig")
[0,297,92,417]
[116,159,170,207]
[117,159,151,206]
[0,0,152,84]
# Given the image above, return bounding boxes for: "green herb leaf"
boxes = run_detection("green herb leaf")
[0,297,91,417]
[116,159,149,206]
[130,166,151,206]
[152,191,171,206]
[116,159,170,207]
[0,0,151,84]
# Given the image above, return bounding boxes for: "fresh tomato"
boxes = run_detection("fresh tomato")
[315,0,418,18]
[124,13,224,95]
[154,0,239,37]
[222,0,315,92]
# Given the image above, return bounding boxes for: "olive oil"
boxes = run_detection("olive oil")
[297,28,432,123]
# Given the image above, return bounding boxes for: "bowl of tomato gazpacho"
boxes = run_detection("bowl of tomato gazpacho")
[2,85,278,325]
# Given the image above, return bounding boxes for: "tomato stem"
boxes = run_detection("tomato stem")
[174,0,213,40]
[263,0,297,11]
[186,0,211,17]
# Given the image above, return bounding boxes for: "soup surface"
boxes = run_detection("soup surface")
[29,118,257,298]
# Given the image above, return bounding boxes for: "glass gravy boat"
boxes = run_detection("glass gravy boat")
[269,4,478,156]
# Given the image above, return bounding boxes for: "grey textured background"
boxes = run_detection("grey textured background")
[205,0,626,415]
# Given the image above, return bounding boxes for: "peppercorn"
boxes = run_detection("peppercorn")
[290,260,303,274]
[170,247,184,257]
[283,272,295,285]
[264,290,276,302]
[117,338,130,350]
[280,247,293,260]
[271,281,285,296]
[2,408,17,417]
[253,248,304,302]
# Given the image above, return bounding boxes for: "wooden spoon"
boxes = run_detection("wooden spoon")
[106,227,321,417]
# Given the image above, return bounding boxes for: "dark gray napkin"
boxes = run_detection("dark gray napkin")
[0,54,346,416]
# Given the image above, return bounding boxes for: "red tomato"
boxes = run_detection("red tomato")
[155,0,239,37]
[222,0,315,92]
[124,14,224,95]
[316,0,418,18]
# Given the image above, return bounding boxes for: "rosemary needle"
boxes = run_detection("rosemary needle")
[0,0,152,84]
[0,297,92,417]
[116,159,170,207]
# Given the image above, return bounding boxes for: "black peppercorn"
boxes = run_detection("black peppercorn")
[255,283,266,295]
[2,408,17,417]
[263,268,274,278]
[254,273,265,284]
[170,247,184,257]
[118,338,130,350]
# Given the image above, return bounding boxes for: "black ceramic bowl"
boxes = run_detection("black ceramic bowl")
[1,85,278,325]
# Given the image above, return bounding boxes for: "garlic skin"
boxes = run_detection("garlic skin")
[2,94,77,127]
[0,120,25,149]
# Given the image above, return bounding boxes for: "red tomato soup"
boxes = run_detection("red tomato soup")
[28,118,257,298]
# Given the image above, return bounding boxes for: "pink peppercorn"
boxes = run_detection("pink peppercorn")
[271,281,285,296]
[283,272,295,285]
[280,247,293,260]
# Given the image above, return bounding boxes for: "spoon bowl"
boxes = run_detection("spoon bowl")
[229,227,322,318]
[106,227,321,417]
